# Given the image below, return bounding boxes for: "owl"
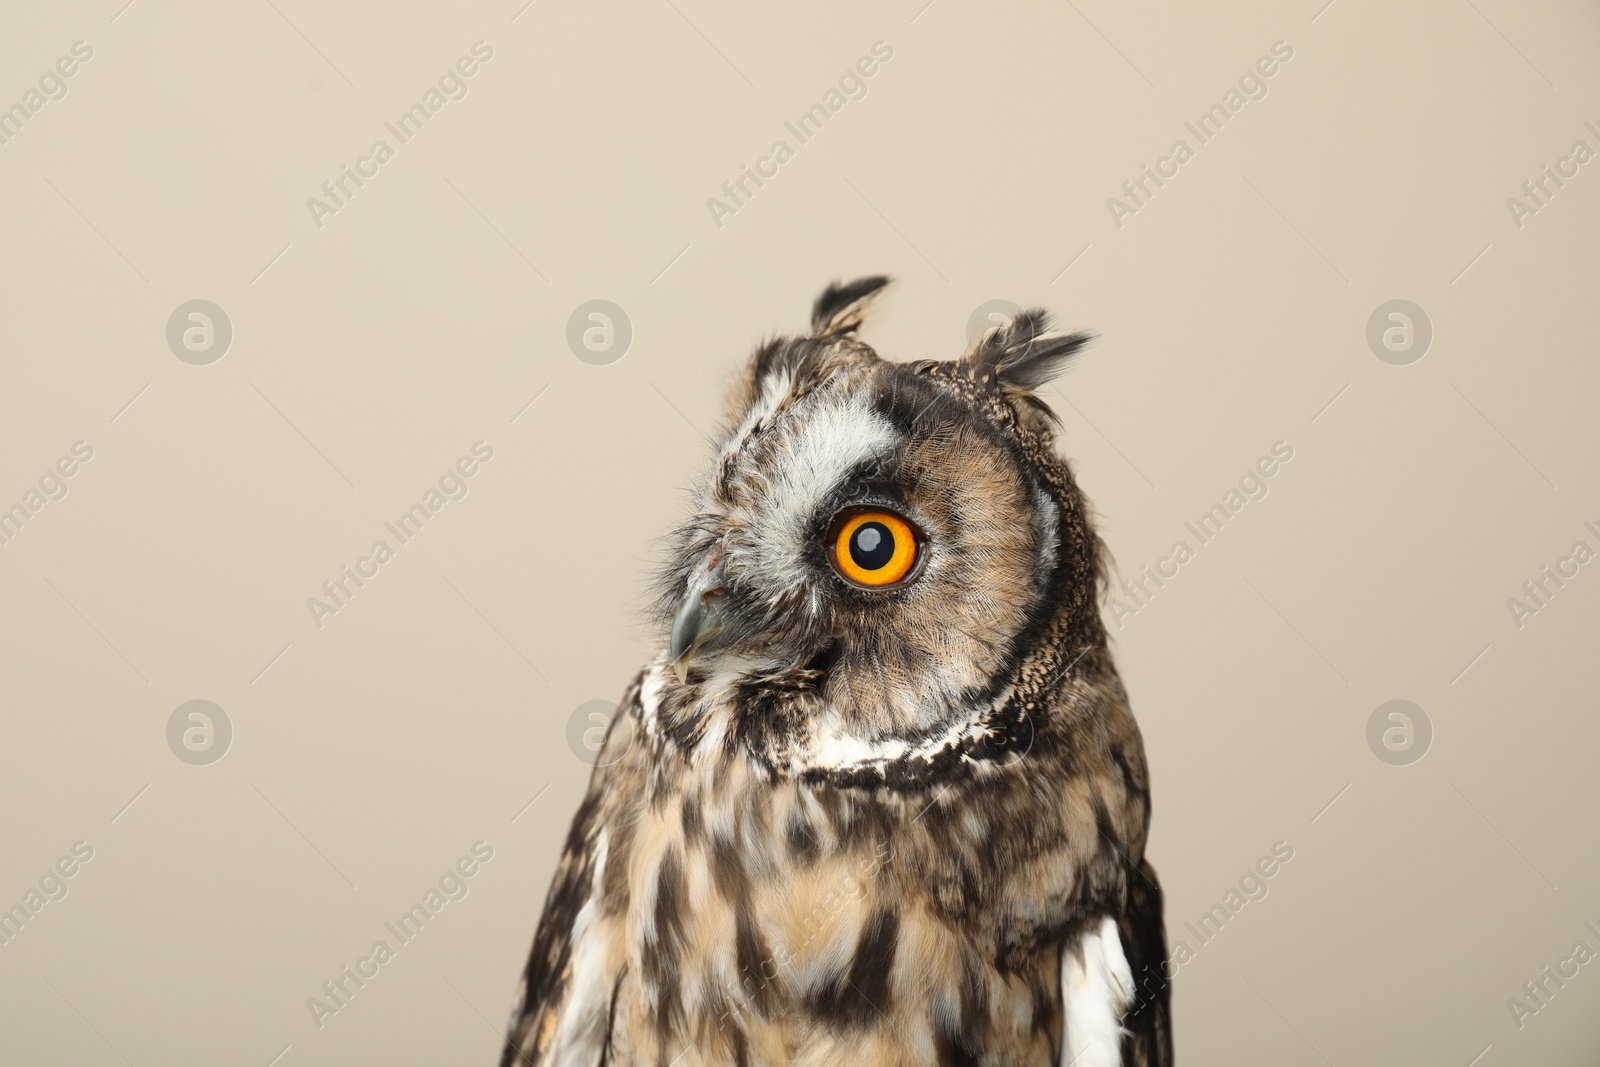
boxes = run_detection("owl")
[500,277,1170,1067]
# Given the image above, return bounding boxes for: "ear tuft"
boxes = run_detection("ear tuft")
[963,308,1093,393]
[811,275,891,337]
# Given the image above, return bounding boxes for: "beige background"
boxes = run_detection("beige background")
[2,0,1597,1063]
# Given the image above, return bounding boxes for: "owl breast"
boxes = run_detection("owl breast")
[594,663,1148,1066]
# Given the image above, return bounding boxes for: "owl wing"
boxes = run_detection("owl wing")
[1059,860,1172,1067]
[500,706,641,1067]
[1113,859,1173,1066]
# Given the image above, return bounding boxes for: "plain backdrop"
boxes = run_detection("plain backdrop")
[2,1,1597,1064]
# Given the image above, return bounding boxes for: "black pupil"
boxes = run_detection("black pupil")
[849,521,896,571]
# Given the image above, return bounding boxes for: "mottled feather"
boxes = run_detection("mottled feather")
[501,279,1170,1067]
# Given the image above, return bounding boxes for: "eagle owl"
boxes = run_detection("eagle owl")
[501,277,1171,1067]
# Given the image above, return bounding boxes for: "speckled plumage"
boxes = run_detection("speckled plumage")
[500,278,1171,1067]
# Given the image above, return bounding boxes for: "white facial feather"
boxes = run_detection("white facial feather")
[735,382,897,595]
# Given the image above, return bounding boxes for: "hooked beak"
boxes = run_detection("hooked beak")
[669,551,732,684]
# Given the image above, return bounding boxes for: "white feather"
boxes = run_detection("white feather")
[742,385,897,591]
[1062,916,1134,1067]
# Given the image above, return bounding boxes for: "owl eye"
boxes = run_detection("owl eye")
[829,509,921,588]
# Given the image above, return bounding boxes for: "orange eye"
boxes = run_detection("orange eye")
[830,510,920,587]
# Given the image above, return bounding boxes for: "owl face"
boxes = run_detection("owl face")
[658,278,1097,761]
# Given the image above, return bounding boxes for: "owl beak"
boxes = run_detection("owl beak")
[670,555,731,684]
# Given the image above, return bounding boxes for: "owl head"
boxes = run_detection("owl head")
[655,276,1109,776]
